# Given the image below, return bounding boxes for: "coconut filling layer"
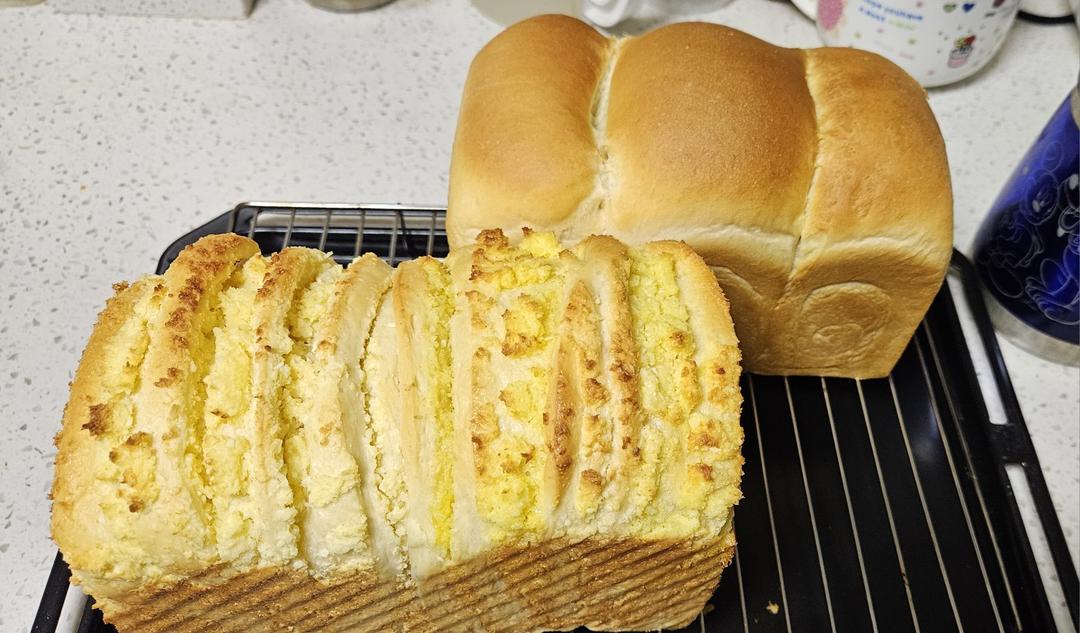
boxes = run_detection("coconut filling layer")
[282,263,382,577]
[202,255,270,568]
[65,278,163,595]
[179,263,255,557]
[548,276,609,535]
[393,256,457,579]
[670,255,743,537]
[61,231,744,611]
[466,231,565,544]
[103,282,162,529]
[185,251,414,580]
[427,264,456,560]
[359,290,410,580]
[625,248,700,537]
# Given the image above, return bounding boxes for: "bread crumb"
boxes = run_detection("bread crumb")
[766,601,780,615]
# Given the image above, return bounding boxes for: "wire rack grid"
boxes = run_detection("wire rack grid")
[33,202,1078,633]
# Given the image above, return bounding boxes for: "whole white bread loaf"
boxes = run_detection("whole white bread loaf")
[446,16,953,378]
[51,231,744,632]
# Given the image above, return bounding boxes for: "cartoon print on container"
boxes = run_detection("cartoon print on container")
[948,35,976,67]
[981,201,1044,299]
[978,162,1080,326]
[943,2,957,11]
[975,90,1079,353]
[1026,175,1080,325]
[1028,169,1064,225]
[1025,137,1067,224]
[819,0,844,31]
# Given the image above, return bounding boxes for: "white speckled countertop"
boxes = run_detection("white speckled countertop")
[1,0,1077,630]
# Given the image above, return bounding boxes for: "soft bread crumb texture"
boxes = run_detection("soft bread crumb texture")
[447,15,952,379]
[51,230,744,632]
[202,254,268,568]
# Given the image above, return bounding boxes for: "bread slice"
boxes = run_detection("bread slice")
[51,234,261,613]
[52,231,743,632]
[282,253,401,579]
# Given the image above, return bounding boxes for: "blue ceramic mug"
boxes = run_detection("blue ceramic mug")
[973,85,1079,365]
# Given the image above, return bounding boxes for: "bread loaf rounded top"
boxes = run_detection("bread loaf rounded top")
[608,22,818,240]
[446,15,952,275]
[450,15,612,230]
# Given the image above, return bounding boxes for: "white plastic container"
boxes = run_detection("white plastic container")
[814,0,1021,87]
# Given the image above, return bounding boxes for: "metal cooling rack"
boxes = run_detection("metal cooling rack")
[33,202,1079,633]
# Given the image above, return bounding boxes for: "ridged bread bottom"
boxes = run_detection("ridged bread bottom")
[104,533,735,632]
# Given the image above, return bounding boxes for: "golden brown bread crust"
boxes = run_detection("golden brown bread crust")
[608,23,817,239]
[51,278,162,583]
[446,16,953,378]
[52,234,261,605]
[748,47,954,376]
[102,535,733,633]
[54,231,743,631]
[447,14,612,237]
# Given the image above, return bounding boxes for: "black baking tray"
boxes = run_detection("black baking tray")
[33,203,1079,633]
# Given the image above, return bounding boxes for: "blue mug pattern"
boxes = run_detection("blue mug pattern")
[974,92,1079,345]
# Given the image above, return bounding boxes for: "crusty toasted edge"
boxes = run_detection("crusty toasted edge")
[100,535,733,633]
[51,277,162,602]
